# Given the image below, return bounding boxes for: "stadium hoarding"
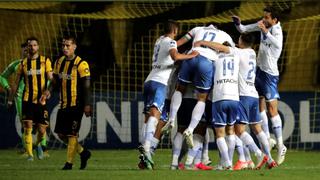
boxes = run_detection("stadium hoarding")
[0,91,319,150]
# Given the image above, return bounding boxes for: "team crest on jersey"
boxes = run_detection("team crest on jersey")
[84,68,90,74]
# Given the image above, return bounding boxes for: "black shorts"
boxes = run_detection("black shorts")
[22,101,49,125]
[177,99,212,128]
[54,107,83,136]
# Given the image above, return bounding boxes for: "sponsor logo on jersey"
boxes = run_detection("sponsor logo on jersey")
[58,72,73,80]
[216,79,238,84]
[27,69,41,75]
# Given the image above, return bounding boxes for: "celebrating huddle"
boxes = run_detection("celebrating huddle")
[139,6,286,170]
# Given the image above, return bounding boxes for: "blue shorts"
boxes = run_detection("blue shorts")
[255,67,280,101]
[143,80,167,113]
[212,100,239,127]
[178,55,214,93]
[238,96,261,124]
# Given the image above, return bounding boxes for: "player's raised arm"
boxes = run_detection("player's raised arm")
[169,48,199,61]
[232,15,260,33]
[194,41,230,53]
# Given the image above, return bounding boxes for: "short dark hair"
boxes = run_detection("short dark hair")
[240,33,255,47]
[26,36,39,44]
[20,42,28,48]
[63,35,77,44]
[164,19,178,34]
[264,6,281,21]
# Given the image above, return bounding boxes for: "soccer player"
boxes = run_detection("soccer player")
[1,43,50,157]
[207,42,240,170]
[51,36,92,170]
[232,6,287,165]
[195,33,278,169]
[0,43,28,152]
[170,83,212,170]
[141,20,199,170]
[9,37,53,161]
[166,24,234,149]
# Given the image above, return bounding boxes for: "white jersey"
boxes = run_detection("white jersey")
[186,24,235,61]
[230,47,259,98]
[145,36,177,85]
[236,22,283,76]
[211,52,240,102]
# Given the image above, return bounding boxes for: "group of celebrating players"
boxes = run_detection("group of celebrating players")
[139,6,287,171]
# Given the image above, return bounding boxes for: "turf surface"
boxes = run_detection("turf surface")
[0,149,319,180]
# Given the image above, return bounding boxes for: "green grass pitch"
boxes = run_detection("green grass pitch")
[0,149,319,180]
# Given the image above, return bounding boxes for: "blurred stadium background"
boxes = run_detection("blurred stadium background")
[0,0,319,152]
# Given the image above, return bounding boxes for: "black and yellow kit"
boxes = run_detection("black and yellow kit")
[53,55,90,136]
[20,55,52,123]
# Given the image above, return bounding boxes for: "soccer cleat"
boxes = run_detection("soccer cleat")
[161,120,174,135]
[246,160,255,169]
[195,162,213,170]
[183,129,194,149]
[178,163,185,170]
[184,164,194,170]
[233,160,247,170]
[267,160,278,169]
[80,149,91,170]
[43,150,50,158]
[276,145,287,165]
[214,165,223,170]
[202,158,212,166]
[170,165,178,170]
[255,155,268,170]
[138,154,146,170]
[269,138,277,150]
[35,145,44,160]
[62,162,73,170]
[27,155,34,161]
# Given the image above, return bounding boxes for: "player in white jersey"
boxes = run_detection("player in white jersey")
[195,40,240,169]
[140,20,198,170]
[165,24,234,149]
[232,6,287,165]
[195,33,278,170]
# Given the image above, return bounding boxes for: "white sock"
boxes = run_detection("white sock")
[216,137,231,167]
[194,147,202,165]
[140,123,146,144]
[243,146,252,161]
[201,129,210,163]
[240,132,262,157]
[188,101,206,132]
[225,134,236,163]
[235,136,246,162]
[168,91,183,121]
[256,131,273,162]
[260,110,270,139]
[144,116,158,152]
[150,137,160,154]
[271,114,284,148]
[172,132,183,166]
[185,134,204,166]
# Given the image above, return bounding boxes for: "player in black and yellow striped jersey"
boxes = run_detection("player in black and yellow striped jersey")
[50,36,91,170]
[10,37,53,161]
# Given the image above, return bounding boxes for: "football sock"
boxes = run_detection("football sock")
[235,135,246,162]
[168,91,182,121]
[260,110,270,139]
[187,101,206,132]
[144,116,157,152]
[226,134,236,162]
[240,132,263,157]
[271,114,284,148]
[256,131,273,162]
[67,136,77,164]
[24,127,33,157]
[172,132,183,166]
[216,137,231,167]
